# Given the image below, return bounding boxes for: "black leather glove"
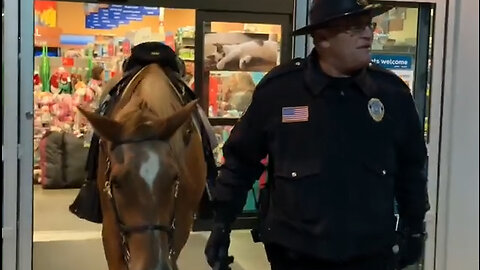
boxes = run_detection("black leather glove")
[397,232,426,269]
[205,223,234,270]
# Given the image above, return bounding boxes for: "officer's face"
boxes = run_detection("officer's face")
[314,14,374,72]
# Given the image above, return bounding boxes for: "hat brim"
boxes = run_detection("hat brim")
[292,4,393,36]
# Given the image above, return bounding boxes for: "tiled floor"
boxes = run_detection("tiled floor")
[33,186,270,270]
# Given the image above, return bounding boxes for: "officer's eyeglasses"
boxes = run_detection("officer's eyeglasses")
[324,21,377,35]
[346,22,377,34]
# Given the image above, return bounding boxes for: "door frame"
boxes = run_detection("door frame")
[374,2,448,270]
[192,10,293,231]
[18,0,35,269]
[48,0,295,14]
[3,0,20,269]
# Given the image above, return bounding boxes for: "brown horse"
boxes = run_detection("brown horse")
[78,64,207,270]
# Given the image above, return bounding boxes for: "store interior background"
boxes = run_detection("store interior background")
[32,1,424,270]
[33,1,281,269]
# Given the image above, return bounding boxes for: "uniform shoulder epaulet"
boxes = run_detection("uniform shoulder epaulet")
[368,62,410,92]
[256,58,305,89]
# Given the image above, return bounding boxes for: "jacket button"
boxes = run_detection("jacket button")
[291,172,297,177]
[382,170,387,175]
[295,61,301,66]
[392,244,400,254]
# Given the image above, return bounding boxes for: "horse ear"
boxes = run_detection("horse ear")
[156,100,198,139]
[77,106,123,143]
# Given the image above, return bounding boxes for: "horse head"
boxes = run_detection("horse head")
[78,100,198,270]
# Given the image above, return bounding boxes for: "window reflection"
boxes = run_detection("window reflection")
[372,7,419,52]
[212,125,233,165]
[208,71,265,118]
[203,21,281,118]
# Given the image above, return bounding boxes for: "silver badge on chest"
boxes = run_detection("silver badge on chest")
[368,98,385,122]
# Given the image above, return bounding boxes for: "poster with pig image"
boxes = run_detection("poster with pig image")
[204,32,280,72]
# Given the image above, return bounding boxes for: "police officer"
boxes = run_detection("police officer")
[204,0,429,269]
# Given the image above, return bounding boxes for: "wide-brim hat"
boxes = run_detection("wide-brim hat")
[293,0,393,36]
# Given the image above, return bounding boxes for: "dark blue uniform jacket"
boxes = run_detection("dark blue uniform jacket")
[214,50,429,261]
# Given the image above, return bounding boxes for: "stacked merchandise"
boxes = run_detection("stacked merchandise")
[176,27,195,87]
[207,72,260,118]
[33,54,101,189]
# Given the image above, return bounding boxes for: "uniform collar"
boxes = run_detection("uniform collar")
[304,50,378,97]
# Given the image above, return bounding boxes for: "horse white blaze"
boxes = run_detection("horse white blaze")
[140,150,160,191]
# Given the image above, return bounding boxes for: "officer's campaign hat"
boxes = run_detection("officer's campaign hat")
[292,0,392,36]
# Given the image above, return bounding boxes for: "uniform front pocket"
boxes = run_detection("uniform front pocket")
[272,165,327,222]
[351,154,396,233]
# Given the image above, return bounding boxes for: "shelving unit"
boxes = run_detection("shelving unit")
[175,26,196,61]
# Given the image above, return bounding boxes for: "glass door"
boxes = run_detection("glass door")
[194,10,292,229]
[371,4,435,270]
[371,3,434,141]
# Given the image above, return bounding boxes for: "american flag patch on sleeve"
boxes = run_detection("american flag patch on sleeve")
[282,106,309,123]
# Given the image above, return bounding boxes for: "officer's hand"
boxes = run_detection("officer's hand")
[398,233,426,269]
[205,223,233,269]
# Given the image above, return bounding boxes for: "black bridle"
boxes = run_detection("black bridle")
[102,142,179,268]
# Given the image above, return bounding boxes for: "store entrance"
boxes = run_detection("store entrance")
[31,1,293,269]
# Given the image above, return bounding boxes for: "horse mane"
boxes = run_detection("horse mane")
[110,64,191,156]
[115,64,180,122]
